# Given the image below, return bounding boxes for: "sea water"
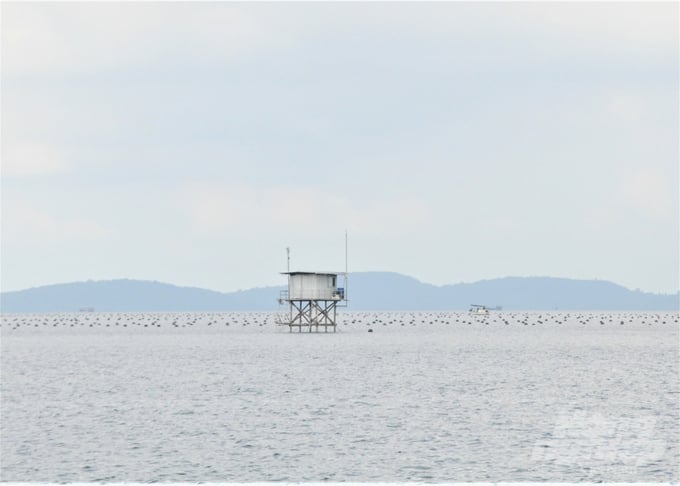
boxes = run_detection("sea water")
[1,311,678,482]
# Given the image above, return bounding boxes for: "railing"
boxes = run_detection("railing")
[280,288,346,301]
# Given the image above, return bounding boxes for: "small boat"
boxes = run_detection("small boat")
[469,304,490,315]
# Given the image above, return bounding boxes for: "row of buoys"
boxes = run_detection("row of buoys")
[1,311,677,331]
[0,311,277,330]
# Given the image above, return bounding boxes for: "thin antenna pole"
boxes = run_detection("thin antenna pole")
[345,230,347,275]
[286,247,290,272]
[345,230,348,302]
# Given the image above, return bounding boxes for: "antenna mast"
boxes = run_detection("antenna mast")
[345,230,348,274]
[345,230,348,302]
[286,247,290,273]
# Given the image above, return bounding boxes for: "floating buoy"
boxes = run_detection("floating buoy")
[368,329,373,333]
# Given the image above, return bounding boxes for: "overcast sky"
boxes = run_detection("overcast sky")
[2,2,678,294]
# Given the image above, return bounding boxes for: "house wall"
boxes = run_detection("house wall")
[289,274,336,300]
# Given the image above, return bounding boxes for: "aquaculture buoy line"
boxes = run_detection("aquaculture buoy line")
[0,311,677,331]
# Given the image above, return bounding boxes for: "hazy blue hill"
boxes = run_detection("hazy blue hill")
[347,273,678,311]
[438,277,677,311]
[1,273,677,313]
[347,272,445,310]
[0,280,284,313]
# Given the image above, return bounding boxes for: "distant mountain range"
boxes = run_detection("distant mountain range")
[1,273,677,313]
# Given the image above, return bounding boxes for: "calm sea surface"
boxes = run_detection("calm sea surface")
[1,311,678,482]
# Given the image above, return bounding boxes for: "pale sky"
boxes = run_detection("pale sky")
[1,2,678,294]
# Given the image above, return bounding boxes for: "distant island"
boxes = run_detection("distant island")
[1,272,677,313]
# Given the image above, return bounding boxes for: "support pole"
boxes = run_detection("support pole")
[345,230,348,303]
